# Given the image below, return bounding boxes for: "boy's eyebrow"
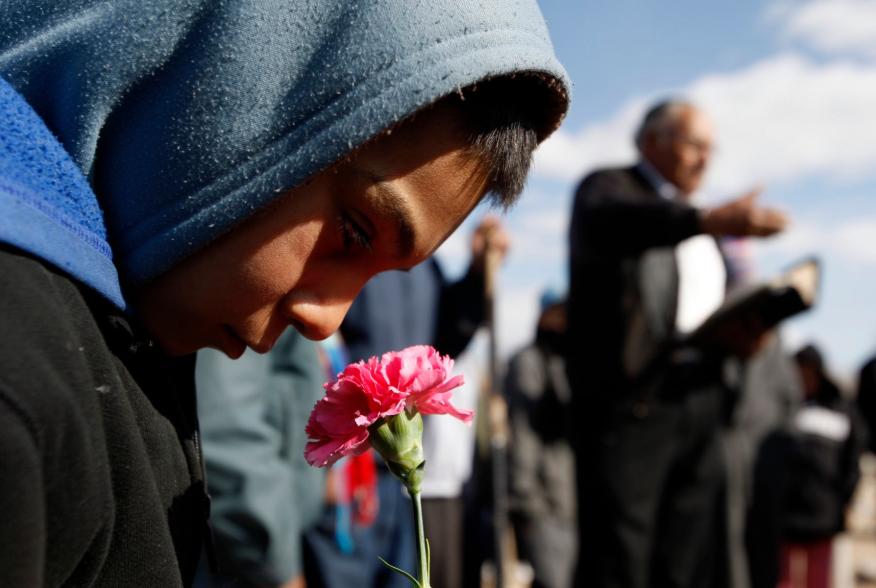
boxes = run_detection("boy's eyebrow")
[356,169,416,260]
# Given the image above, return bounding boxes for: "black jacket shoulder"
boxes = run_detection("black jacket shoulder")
[570,164,701,260]
[0,247,204,587]
[575,165,654,203]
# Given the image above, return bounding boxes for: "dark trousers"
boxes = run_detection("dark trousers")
[303,470,416,588]
[516,515,578,588]
[575,388,726,588]
[422,496,463,588]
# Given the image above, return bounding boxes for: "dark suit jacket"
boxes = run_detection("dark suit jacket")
[856,356,876,453]
[567,165,703,414]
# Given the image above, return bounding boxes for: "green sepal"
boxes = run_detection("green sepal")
[369,411,425,493]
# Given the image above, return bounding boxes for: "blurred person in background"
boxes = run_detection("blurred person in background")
[567,99,788,587]
[781,345,863,588]
[309,217,508,588]
[717,238,803,588]
[748,344,865,588]
[505,291,577,588]
[856,353,876,455]
[724,334,803,588]
[854,350,876,584]
[194,331,326,588]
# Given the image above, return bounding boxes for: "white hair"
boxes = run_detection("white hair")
[634,99,696,149]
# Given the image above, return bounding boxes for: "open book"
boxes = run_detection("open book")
[683,257,820,347]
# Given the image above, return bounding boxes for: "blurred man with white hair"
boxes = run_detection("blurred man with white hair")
[567,99,787,587]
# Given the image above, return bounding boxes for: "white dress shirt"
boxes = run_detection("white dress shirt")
[637,161,726,335]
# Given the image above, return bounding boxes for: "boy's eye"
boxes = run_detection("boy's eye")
[338,213,373,252]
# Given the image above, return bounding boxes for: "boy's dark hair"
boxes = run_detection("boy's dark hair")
[449,74,567,208]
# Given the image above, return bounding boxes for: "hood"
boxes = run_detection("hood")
[0,78,126,308]
[0,0,569,300]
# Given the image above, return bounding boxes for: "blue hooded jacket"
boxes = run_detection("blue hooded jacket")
[0,0,569,310]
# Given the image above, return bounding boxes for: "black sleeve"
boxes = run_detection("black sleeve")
[0,393,45,587]
[434,263,486,359]
[503,349,546,519]
[570,171,702,259]
[840,402,866,506]
[856,359,876,453]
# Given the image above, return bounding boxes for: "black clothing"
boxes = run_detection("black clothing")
[567,166,727,588]
[505,333,577,588]
[421,497,464,588]
[568,166,702,419]
[722,336,801,588]
[506,334,576,523]
[0,247,207,587]
[340,258,485,363]
[747,378,864,588]
[857,356,876,454]
[784,381,864,540]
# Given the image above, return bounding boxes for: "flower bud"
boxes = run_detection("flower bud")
[369,410,425,493]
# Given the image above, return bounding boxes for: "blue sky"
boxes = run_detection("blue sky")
[438,0,876,380]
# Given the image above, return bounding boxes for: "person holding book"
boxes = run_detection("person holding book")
[567,99,787,588]
[0,2,569,586]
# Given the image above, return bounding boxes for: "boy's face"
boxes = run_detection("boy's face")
[135,104,487,358]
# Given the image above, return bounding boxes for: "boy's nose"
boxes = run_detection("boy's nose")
[284,297,356,341]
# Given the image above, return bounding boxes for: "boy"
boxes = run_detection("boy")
[0,1,569,586]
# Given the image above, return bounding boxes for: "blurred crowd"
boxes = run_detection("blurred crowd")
[194,99,876,588]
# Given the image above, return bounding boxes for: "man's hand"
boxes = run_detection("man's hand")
[470,215,510,274]
[700,188,788,238]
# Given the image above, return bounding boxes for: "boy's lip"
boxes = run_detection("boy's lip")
[230,324,283,355]
[253,327,286,354]
[221,325,247,359]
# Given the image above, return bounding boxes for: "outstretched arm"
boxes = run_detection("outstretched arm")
[572,174,787,259]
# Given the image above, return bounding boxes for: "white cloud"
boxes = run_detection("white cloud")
[531,101,641,183]
[532,53,876,197]
[692,54,876,194]
[760,216,876,266]
[833,219,876,264]
[519,208,567,233]
[504,207,568,266]
[770,0,876,59]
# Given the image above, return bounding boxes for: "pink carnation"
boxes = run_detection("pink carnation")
[305,345,471,467]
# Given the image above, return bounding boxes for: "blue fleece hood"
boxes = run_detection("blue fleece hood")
[0,0,569,307]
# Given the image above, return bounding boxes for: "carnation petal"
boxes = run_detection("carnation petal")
[411,391,474,423]
[304,429,370,467]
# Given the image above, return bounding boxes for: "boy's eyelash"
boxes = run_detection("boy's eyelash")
[338,214,373,252]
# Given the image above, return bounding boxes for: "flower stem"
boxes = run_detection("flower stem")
[412,490,430,588]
